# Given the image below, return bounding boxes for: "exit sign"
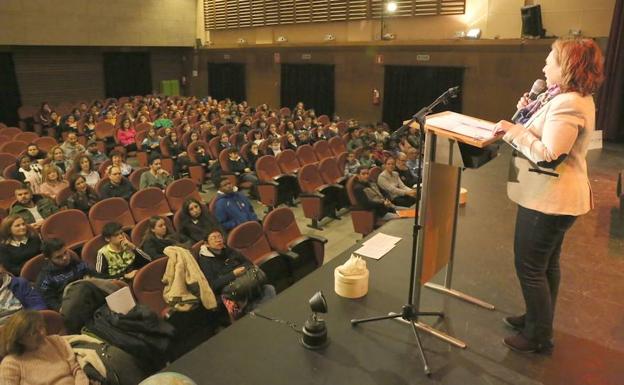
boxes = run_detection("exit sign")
[416,54,430,61]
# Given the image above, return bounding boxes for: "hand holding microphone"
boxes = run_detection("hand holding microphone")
[511,79,546,122]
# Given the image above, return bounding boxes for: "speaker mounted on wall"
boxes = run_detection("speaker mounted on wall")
[521,5,545,38]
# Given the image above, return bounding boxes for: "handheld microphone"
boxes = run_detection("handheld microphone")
[511,79,546,122]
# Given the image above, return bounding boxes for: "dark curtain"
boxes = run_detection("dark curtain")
[597,0,624,142]
[208,63,246,103]
[382,66,464,131]
[0,53,21,126]
[103,53,152,98]
[281,64,335,116]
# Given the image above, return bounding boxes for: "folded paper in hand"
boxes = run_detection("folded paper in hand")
[106,286,136,315]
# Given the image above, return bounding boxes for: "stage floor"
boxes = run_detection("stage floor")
[168,144,624,385]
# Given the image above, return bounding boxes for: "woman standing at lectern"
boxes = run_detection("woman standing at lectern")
[493,38,604,353]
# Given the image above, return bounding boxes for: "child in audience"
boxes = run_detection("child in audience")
[36,238,89,311]
[95,222,151,280]
[344,152,361,177]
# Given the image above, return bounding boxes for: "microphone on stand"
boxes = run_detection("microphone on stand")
[511,79,546,122]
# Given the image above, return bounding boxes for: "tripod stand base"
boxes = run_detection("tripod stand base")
[391,313,467,349]
[424,283,495,310]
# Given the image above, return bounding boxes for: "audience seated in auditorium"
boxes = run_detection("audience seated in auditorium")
[47,145,72,176]
[9,186,59,227]
[117,118,138,152]
[39,165,68,201]
[374,123,390,143]
[0,311,89,384]
[36,238,89,311]
[284,132,298,151]
[395,152,419,188]
[266,138,282,157]
[344,152,361,177]
[377,157,417,207]
[405,148,421,182]
[197,229,275,320]
[60,132,85,161]
[141,216,188,260]
[13,155,42,194]
[178,198,222,244]
[217,132,232,153]
[358,146,377,168]
[0,215,43,276]
[140,156,173,190]
[347,128,365,152]
[245,143,261,171]
[66,174,100,213]
[214,178,259,232]
[153,113,173,129]
[95,222,151,280]
[352,166,402,221]
[227,147,258,190]
[72,154,100,188]
[106,150,133,177]
[297,130,312,146]
[26,143,46,164]
[100,166,135,200]
[82,114,97,141]
[85,140,108,167]
[142,127,162,156]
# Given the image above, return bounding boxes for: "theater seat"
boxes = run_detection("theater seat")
[369,166,382,183]
[14,132,39,143]
[81,235,107,270]
[276,149,300,175]
[0,127,21,138]
[0,179,21,212]
[329,136,347,156]
[33,137,57,153]
[40,310,67,335]
[346,176,379,237]
[227,221,293,293]
[133,257,170,317]
[262,207,327,281]
[0,140,28,156]
[0,152,17,173]
[255,155,299,210]
[20,254,46,283]
[129,167,148,190]
[41,209,95,250]
[165,178,202,212]
[297,163,340,229]
[55,186,73,207]
[313,140,334,161]
[88,197,135,234]
[129,187,172,222]
[295,145,318,166]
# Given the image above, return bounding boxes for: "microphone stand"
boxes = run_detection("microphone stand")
[350,87,460,376]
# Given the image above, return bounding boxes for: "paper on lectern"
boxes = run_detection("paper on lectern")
[427,112,496,140]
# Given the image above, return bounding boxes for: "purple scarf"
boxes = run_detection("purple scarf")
[515,85,562,125]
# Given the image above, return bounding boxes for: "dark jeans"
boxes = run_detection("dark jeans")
[514,205,576,342]
[392,195,416,208]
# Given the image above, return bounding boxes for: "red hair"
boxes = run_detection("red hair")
[552,38,604,96]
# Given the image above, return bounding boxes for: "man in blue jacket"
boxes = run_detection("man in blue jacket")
[214,177,258,232]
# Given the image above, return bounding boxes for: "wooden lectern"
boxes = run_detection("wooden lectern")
[404,111,501,348]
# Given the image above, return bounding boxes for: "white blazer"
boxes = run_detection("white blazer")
[503,92,595,216]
